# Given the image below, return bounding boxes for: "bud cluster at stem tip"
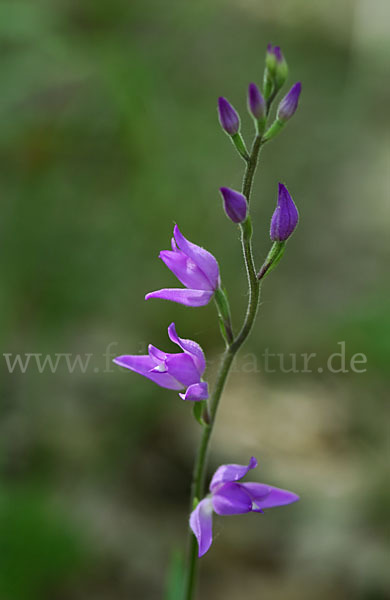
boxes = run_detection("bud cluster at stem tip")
[264,43,288,99]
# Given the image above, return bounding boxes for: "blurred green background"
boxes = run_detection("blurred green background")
[1,0,389,598]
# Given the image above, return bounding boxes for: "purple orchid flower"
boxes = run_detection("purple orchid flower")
[190,457,299,556]
[113,323,208,401]
[145,225,220,307]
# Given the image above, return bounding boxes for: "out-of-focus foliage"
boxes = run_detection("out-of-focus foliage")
[0,1,389,598]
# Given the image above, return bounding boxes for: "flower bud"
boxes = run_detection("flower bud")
[220,187,248,224]
[277,82,301,122]
[218,97,240,135]
[270,183,299,241]
[264,44,288,99]
[265,43,278,75]
[274,47,288,89]
[248,83,266,122]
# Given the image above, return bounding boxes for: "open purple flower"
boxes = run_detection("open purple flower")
[190,457,299,556]
[145,225,220,307]
[113,323,208,401]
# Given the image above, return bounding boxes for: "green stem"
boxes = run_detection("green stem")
[183,135,264,600]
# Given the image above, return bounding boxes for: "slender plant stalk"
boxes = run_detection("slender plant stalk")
[184,133,264,600]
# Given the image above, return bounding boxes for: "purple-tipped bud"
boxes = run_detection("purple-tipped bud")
[270,183,299,241]
[248,83,266,121]
[220,187,248,224]
[218,97,240,135]
[265,44,278,74]
[277,82,301,122]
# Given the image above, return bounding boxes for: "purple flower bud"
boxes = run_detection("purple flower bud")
[270,183,299,241]
[265,43,278,74]
[218,97,240,135]
[220,187,248,224]
[273,45,283,62]
[277,82,301,122]
[247,83,266,121]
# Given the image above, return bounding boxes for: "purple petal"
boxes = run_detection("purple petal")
[148,344,167,364]
[212,482,252,515]
[179,381,209,402]
[189,498,214,558]
[240,482,300,511]
[209,456,257,492]
[159,250,212,291]
[113,355,183,390]
[165,353,201,387]
[145,288,214,307]
[173,225,220,291]
[270,183,299,242]
[167,322,206,375]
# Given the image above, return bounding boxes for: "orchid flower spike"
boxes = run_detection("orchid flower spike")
[190,457,299,557]
[145,225,220,307]
[113,323,208,402]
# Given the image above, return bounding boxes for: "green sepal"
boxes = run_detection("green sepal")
[258,241,286,280]
[265,242,286,276]
[262,118,285,142]
[231,133,250,161]
[192,400,209,427]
